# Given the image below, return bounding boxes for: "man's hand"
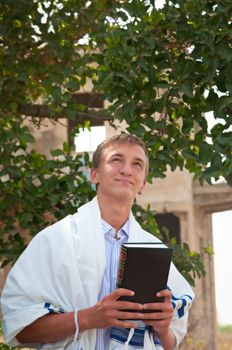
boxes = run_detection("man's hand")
[16,289,143,344]
[78,288,144,332]
[143,289,176,350]
[143,289,173,334]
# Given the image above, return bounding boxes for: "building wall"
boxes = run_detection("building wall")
[25,117,68,157]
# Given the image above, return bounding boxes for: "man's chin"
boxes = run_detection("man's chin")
[114,189,135,201]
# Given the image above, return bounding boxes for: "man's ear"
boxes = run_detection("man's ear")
[139,179,147,194]
[90,168,99,184]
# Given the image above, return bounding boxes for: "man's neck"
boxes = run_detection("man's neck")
[97,193,132,232]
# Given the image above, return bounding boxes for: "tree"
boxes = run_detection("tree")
[2,0,231,282]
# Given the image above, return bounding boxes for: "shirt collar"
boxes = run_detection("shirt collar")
[101,218,130,239]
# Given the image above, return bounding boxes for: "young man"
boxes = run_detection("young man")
[1,133,194,350]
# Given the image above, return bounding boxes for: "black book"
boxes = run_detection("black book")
[117,242,173,312]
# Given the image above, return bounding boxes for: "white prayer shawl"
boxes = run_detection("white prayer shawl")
[1,196,194,350]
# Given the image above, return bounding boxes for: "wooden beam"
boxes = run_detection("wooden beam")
[18,103,112,124]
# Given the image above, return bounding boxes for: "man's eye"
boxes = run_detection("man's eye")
[112,158,121,162]
[134,162,142,168]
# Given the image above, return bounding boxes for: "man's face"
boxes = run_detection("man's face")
[91,143,147,201]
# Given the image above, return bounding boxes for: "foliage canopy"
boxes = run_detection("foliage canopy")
[1,0,231,283]
[1,0,232,182]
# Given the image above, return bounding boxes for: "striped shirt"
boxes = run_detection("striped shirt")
[95,219,129,350]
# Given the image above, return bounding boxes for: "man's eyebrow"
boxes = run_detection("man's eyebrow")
[109,153,145,165]
[108,153,123,161]
[110,153,123,157]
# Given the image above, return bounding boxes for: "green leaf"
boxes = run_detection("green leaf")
[218,96,232,111]
[181,82,193,98]
[216,132,232,146]
[19,212,32,227]
[12,19,22,28]
[20,132,35,144]
[51,149,65,157]
[63,142,71,153]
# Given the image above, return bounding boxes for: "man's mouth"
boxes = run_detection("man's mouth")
[115,179,133,185]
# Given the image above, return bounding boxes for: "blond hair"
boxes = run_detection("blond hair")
[92,133,149,175]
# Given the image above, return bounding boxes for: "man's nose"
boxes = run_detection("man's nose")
[120,163,132,176]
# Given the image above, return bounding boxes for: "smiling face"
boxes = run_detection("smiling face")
[91,142,147,202]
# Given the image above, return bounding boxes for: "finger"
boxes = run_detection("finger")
[116,301,143,311]
[113,319,138,329]
[103,300,143,311]
[156,289,172,301]
[145,319,171,327]
[143,302,171,312]
[142,311,172,320]
[116,310,145,320]
[107,288,135,300]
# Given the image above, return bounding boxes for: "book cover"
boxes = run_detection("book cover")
[117,242,173,312]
